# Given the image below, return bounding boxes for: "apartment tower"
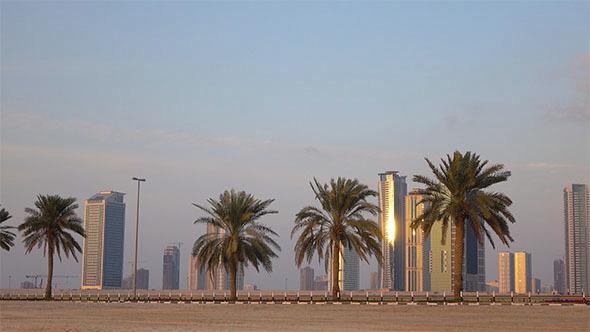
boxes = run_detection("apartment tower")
[514,251,532,294]
[563,184,589,294]
[405,190,426,291]
[81,191,125,289]
[498,252,514,293]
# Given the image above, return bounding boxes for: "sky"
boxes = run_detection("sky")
[1,1,588,291]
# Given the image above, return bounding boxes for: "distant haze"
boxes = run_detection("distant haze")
[1,2,588,290]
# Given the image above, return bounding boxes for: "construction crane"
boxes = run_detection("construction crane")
[25,275,79,288]
[169,242,184,250]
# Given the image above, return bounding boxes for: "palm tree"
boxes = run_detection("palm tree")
[292,177,382,300]
[192,190,280,301]
[18,195,85,299]
[0,206,16,251]
[411,151,515,299]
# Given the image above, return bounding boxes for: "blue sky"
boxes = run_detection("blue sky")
[1,1,588,290]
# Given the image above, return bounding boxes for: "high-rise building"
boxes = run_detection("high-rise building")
[533,278,541,294]
[81,191,126,289]
[514,251,532,294]
[563,184,589,294]
[370,272,379,289]
[122,268,149,290]
[425,222,486,293]
[205,223,244,291]
[378,171,407,290]
[188,255,206,290]
[163,245,180,289]
[405,190,426,291]
[554,259,565,294]
[486,280,499,293]
[300,267,314,291]
[328,245,360,291]
[498,252,514,293]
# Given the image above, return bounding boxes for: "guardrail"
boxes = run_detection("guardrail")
[0,290,587,305]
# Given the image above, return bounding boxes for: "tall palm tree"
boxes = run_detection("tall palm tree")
[292,177,382,300]
[18,195,85,299]
[411,151,515,299]
[192,190,280,301]
[0,206,16,251]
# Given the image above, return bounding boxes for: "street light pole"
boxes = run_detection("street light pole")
[132,177,146,298]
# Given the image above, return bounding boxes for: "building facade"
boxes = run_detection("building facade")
[554,259,565,294]
[204,223,244,291]
[300,267,314,291]
[378,171,407,290]
[533,278,541,293]
[328,245,360,291]
[563,184,590,294]
[370,272,379,289]
[514,251,532,294]
[188,254,206,290]
[498,252,514,293]
[163,245,180,289]
[81,191,126,289]
[405,190,425,291]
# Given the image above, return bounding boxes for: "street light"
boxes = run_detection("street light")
[132,177,146,298]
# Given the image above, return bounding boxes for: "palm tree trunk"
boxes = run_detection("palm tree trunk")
[45,245,54,300]
[230,259,237,301]
[331,242,340,301]
[453,218,465,300]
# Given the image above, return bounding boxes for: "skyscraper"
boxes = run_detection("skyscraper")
[425,222,486,293]
[300,267,314,291]
[205,223,244,291]
[188,254,206,290]
[498,252,514,293]
[514,251,532,294]
[405,190,425,291]
[563,184,589,294]
[81,191,126,289]
[378,171,407,290]
[328,245,360,291]
[533,278,541,294]
[163,245,180,289]
[554,259,565,294]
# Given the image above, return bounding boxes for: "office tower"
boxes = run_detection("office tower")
[378,171,407,290]
[163,245,180,289]
[81,191,126,289]
[370,272,379,289]
[498,252,514,293]
[554,259,565,294]
[313,275,329,291]
[541,284,553,294]
[533,278,541,293]
[328,245,360,291]
[300,267,314,291]
[205,223,244,291]
[425,221,486,293]
[563,184,589,294]
[188,255,206,290]
[405,190,425,291]
[514,252,532,294]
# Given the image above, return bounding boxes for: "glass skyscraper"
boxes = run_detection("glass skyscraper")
[328,245,360,291]
[405,190,426,291]
[563,184,589,294]
[498,252,514,293]
[377,171,407,290]
[163,245,180,289]
[81,191,126,289]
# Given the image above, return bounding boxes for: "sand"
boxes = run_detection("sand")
[0,301,588,332]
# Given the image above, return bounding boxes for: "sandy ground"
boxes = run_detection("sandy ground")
[0,301,588,332]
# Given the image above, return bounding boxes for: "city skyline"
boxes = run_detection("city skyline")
[1,2,588,291]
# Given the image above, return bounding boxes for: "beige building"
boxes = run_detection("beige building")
[498,252,514,293]
[405,190,425,291]
[514,252,532,294]
[188,254,206,290]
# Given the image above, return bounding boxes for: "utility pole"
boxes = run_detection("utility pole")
[132,177,146,298]
[8,275,11,289]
